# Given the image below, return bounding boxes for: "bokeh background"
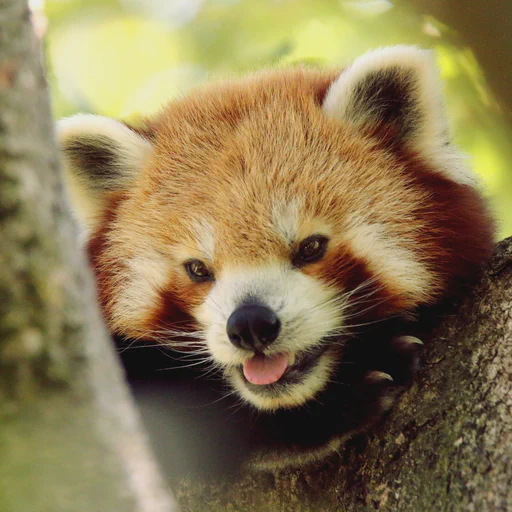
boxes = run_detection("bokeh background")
[40,0,512,238]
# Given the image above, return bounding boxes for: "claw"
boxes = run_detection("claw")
[392,335,424,351]
[365,371,394,383]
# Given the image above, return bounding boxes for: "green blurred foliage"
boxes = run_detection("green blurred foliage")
[45,0,512,237]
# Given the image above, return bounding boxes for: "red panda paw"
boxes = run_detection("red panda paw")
[387,334,424,384]
[357,335,424,419]
[362,370,400,417]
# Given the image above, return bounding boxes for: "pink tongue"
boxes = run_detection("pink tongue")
[243,353,289,385]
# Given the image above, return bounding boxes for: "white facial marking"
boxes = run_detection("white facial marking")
[194,264,344,409]
[110,250,170,335]
[344,215,434,303]
[228,348,338,411]
[192,219,216,261]
[272,200,300,244]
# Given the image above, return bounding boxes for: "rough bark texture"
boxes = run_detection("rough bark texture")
[176,237,512,512]
[0,2,177,511]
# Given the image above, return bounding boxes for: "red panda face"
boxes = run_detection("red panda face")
[58,47,494,411]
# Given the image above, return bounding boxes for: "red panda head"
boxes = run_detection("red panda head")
[58,47,494,411]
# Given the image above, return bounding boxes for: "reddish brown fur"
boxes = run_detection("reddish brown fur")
[396,152,495,296]
[85,67,494,339]
[87,192,128,326]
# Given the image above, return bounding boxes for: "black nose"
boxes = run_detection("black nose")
[227,304,281,352]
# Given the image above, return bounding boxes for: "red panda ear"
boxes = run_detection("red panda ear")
[56,114,153,233]
[323,46,449,152]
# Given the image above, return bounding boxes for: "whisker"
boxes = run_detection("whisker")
[158,357,215,371]
[205,295,227,320]
[343,314,400,331]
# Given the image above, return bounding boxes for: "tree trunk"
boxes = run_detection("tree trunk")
[0,1,178,511]
[175,237,512,512]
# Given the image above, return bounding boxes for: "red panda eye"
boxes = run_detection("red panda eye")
[184,260,213,282]
[293,235,329,266]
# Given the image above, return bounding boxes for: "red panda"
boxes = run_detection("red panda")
[57,46,494,474]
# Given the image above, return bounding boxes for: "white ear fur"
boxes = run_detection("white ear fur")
[323,46,477,186]
[323,46,447,145]
[57,114,153,234]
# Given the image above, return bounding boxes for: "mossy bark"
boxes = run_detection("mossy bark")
[0,1,177,511]
[176,238,512,512]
